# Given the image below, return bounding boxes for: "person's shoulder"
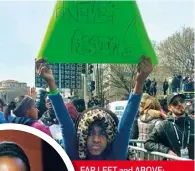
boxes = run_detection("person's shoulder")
[31,121,48,130]
[32,121,52,135]
[155,119,171,130]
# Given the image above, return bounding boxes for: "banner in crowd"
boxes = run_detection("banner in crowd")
[37,1,158,64]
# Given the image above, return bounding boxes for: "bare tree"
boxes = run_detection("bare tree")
[94,64,136,104]
[157,27,194,77]
[107,64,137,94]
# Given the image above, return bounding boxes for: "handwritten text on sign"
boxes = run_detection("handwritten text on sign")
[57,1,117,24]
[38,1,157,64]
[71,30,135,57]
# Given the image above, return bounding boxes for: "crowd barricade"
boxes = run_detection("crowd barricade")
[129,139,145,148]
[128,140,192,161]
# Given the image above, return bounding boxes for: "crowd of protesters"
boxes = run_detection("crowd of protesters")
[0,56,194,160]
[143,78,157,96]
[129,92,194,160]
[88,96,101,108]
[143,74,194,97]
[170,74,194,93]
[144,93,194,159]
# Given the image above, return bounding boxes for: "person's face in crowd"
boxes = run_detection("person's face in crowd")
[26,104,38,120]
[45,98,53,111]
[0,157,26,171]
[87,124,107,156]
[168,97,186,116]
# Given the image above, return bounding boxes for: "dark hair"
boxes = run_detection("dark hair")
[4,101,17,120]
[35,89,48,118]
[72,98,86,113]
[4,96,27,120]
[0,142,30,171]
[88,120,106,134]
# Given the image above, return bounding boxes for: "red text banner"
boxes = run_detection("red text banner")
[72,161,194,171]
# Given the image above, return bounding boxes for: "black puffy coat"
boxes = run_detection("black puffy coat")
[144,114,194,159]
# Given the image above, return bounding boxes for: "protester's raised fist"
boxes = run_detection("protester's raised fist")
[35,58,54,82]
[135,56,153,83]
[28,87,37,100]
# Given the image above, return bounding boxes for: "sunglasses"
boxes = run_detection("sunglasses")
[171,99,185,106]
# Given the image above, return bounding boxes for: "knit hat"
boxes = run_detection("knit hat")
[14,96,35,117]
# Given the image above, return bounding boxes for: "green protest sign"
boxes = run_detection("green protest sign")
[38,1,158,64]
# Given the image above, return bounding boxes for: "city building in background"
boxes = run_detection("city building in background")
[0,80,29,104]
[35,63,83,99]
[35,63,136,106]
[35,64,82,90]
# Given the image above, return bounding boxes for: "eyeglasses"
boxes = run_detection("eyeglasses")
[171,99,185,106]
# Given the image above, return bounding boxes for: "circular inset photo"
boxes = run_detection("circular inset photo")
[0,124,74,171]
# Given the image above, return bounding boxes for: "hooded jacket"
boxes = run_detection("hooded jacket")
[137,110,164,141]
[49,92,141,160]
[75,107,119,159]
[144,113,194,159]
[130,110,166,141]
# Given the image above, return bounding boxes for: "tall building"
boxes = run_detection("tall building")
[0,80,29,104]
